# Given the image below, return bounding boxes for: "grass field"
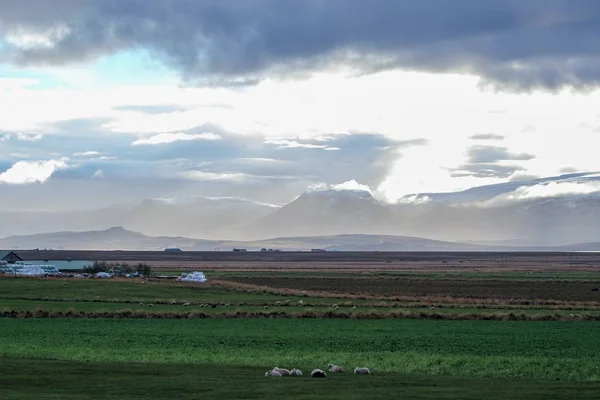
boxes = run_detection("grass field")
[3,358,600,400]
[2,319,600,381]
[2,261,600,399]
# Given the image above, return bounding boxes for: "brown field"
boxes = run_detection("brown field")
[17,249,600,273]
[216,276,600,302]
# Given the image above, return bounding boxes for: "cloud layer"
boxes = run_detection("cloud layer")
[3,1,600,89]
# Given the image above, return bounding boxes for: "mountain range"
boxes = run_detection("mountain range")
[2,172,600,247]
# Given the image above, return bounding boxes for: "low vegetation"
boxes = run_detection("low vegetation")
[2,319,600,381]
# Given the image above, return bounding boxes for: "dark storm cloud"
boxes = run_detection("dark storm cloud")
[470,133,505,141]
[467,146,535,164]
[3,0,600,89]
[450,163,525,179]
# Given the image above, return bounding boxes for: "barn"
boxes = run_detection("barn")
[0,251,23,264]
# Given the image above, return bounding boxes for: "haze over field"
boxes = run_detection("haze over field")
[2,1,600,246]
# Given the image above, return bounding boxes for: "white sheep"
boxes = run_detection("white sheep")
[272,367,290,376]
[354,367,370,375]
[169,300,177,305]
[298,300,304,305]
[148,304,154,308]
[264,305,270,310]
[265,370,282,377]
[182,302,191,307]
[311,369,327,378]
[275,301,281,305]
[139,302,144,306]
[290,368,303,376]
[328,364,344,372]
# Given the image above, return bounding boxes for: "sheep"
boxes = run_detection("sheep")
[284,300,290,305]
[290,368,303,376]
[332,304,339,310]
[272,367,290,376]
[265,370,282,377]
[182,302,191,307]
[311,369,327,378]
[430,306,436,310]
[298,300,304,306]
[169,300,177,305]
[275,301,281,306]
[148,304,154,308]
[224,304,230,307]
[352,306,357,309]
[328,364,344,372]
[139,302,144,306]
[354,367,370,375]
[264,306,270,310]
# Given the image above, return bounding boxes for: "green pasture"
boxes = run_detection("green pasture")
[1,319,599,382]
[2,358,600,400]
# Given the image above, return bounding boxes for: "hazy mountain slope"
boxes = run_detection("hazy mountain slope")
[246,189,398,238]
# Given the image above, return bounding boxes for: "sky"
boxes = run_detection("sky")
[1,0,600,211]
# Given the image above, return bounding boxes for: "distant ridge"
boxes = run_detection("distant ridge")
[1,227,599,252]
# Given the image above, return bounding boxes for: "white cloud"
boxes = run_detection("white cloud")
[0,133,43,142]
[397,194,432,205]
[131,132,221,146]
[5,25,71,50]
[506,182,600,200]
[0,158,68,184]
[74,151,101,157]
[16,133,43,142]
[264,139,339,151]
[92,169,104,179]
[332,180,372,192]
[309,179,373,194]
[179,171,248,182]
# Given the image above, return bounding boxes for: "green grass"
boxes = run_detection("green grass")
[2,319,600,381]
[0,277,304,303]
[2,298,600,319]
[2,358,600,400]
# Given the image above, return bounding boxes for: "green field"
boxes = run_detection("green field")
[2,319,600,381]
[3,358,600,400]
[2,272,600,399]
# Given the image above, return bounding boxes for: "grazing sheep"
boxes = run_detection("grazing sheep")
[275,301,281,305]
[264,306,270,310]
[352,306,357,309]
[328,364,344,372]
[225,304,230,307]
[182,302,191,307]
[290,368,303,376]
[265,370,282,377]
[284,300,290,305]
[311,369,327,378]
[332,304,339,310]
[169,300,177,305]
[148,304,154,308]
[430,306,436,310]
[272,367,290,376]
[298,300,304,305]
[139,302,144,306]
[354,367,370,375]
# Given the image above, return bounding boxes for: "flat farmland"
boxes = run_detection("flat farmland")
[3,251,600,399]
[217,276,600,302]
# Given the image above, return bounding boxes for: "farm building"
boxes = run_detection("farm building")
[165,248,182,252]
[0,251,23,264]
